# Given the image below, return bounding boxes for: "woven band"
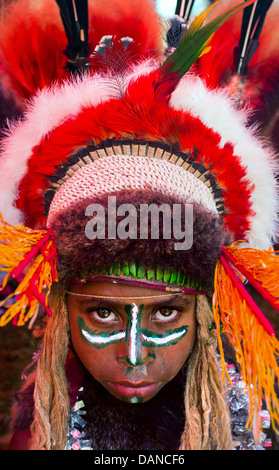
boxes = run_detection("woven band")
[47,155,217,226]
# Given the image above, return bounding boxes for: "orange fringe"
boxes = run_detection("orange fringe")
[225,243,279,309]
[213,259,279,438]
[0,215,58,327]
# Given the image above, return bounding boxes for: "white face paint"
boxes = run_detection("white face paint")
[130,397,142,404]
[81,328,126,346]
[141,326,188,346]
[78,303,189,357]
[127,303,141,366]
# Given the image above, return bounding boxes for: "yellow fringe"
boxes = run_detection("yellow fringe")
[213,260,279,438]
[0,215,57,327]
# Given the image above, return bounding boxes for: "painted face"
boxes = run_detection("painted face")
[68,280,196,403]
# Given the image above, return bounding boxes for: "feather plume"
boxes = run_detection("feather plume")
[90,35,138,75]
[155,0,256,100]
[236,0,274,74]
[0,0,162,101]
[175,0,195,21]
[55,0,90,74]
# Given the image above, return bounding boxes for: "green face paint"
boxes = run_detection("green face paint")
[141,325,189,347]
[124,354,156,376]
[77,304,189,353]
[77,316,125,348]
[129,397,144,404]
[124,303,189,365]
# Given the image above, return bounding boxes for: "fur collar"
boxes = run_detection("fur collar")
[78,366,187,450]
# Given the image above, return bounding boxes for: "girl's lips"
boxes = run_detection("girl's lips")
[108,381,159,398]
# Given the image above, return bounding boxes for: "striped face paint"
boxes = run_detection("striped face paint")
[125,303,144,366]
[77,316,125,348]
[141,325,189,347]
[78,303,189,359]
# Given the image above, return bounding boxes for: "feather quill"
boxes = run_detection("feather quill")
[175,0,195,21]
[236,0,274,74]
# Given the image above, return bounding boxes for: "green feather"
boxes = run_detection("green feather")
[156,267,164,281]
[177,271,182,284]
[121,262,130,277]
[108,265,114,275]
[163,269,171,282]
[146,268,155,280]
[162,0,256,79]
[129,262,137,277]
[169,271,177,284]
[180,274,186,287]
[137,265,146,279]
[113,262,121,276]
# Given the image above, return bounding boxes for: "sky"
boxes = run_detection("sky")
[156,0,208,18]
[156,0,177,17]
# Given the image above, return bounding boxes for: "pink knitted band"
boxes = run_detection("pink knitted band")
[47,155,217,226]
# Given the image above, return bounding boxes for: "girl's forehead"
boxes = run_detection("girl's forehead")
[67,280,195,307]
[70,279,161,296]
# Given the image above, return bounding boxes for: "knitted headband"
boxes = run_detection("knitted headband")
[49,189,227,293]
[46,154,218,226]
[0,0,279,437]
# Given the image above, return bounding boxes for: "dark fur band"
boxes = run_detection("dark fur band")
[49,190,231,292]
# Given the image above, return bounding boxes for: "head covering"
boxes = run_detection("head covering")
[0,0,279,442]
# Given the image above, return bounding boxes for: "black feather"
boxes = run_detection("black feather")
[236,0,274,75]
[55,0,90,75]
[166,16,186,49]
[175,0,195,21]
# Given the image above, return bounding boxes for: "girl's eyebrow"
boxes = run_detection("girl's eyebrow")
[145,295,194,307]
[73,298,123,309]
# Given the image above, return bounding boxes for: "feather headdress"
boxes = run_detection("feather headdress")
[0,0,279,439]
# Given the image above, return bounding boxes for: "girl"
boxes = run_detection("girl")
[0,0,279,450]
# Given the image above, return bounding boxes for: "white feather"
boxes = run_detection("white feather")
[0,61,157,226]
[0,74,121,225]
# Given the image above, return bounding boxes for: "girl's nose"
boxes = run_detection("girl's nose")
[116,342,155,367]
[125,302,150,366]
[116,303,156,366]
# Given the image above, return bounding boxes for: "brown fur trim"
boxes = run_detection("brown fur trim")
[49,190,232,292]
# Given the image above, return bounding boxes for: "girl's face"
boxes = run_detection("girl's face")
[68,280,196,403]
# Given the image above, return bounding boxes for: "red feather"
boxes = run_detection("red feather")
[15,72,253,241]
[0,0,163,101]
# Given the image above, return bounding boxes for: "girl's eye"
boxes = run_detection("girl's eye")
[89,308,118,323]
[153,308,180,322]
